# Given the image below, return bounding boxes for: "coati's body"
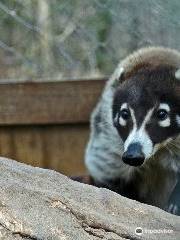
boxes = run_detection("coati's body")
[85,47,180,214]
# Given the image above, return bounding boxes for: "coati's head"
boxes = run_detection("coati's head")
[112,64,180,167]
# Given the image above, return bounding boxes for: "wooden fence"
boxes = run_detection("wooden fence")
[0,79,106,176]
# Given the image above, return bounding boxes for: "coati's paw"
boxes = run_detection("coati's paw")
[167,203,179,215]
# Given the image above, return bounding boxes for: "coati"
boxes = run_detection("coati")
[85,47,180,215]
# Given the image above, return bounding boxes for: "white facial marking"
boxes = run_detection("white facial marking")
[176,115,180,126]
[124,108,154,159]
[159,118,170,127]
[119,103,128,126]
[121,103,128,110]
[158,103,171,127]
[175,69,180,80]
[159,103,170,112]
[119,117,127,126]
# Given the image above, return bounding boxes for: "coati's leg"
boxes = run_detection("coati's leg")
[167,173,180,216]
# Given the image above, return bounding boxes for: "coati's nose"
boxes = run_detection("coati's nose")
[122,143,145,167]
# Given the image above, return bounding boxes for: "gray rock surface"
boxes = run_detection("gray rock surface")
[0,157,179,240]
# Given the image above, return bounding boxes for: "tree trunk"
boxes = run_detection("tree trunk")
[37,0,52,77]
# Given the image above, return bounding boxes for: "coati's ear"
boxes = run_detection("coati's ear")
[112,67,124,87]
[175,69,180,127]
[115,67,124,82]
[175,69,180,80]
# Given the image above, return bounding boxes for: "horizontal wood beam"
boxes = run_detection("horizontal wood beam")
[0,79,106,125]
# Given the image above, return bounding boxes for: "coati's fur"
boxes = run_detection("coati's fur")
[85,47,180,215]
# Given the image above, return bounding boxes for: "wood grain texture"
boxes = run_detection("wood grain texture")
[0,124,89,175]
[0,79,106,174]
[0,79,105,125]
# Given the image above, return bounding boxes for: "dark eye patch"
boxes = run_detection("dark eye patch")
[113,113,120,127]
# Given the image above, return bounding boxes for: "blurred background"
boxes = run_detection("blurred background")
[0,0,179,176]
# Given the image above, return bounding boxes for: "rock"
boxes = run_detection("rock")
[0,157,179,240]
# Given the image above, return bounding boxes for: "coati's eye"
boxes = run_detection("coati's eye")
[120,109,130,120]
[157,109,168,121]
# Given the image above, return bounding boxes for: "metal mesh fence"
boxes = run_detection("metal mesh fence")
[0,0,180,81]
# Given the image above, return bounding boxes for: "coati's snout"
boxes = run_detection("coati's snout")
[122,143,145,166]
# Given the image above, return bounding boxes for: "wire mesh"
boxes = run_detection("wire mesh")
[0,0,179,81]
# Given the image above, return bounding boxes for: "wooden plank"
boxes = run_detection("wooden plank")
[0,79,106,125]
[0,124,89,176]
